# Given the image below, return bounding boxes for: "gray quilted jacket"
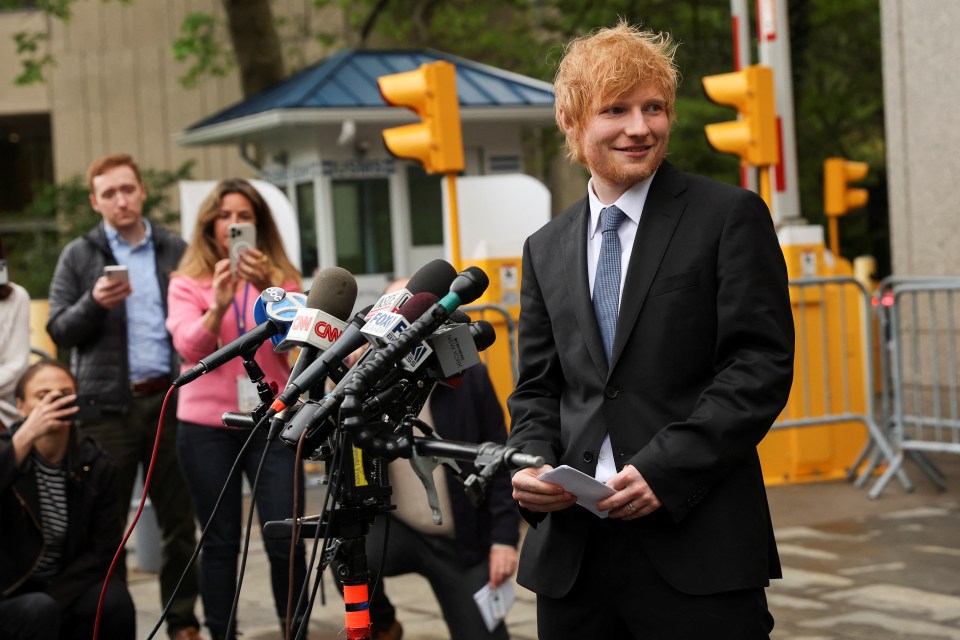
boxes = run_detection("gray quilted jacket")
[46,221,186,412]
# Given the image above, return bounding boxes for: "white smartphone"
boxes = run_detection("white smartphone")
[228,223,257,276]
[0,259,8,286]
[103,264,129,284]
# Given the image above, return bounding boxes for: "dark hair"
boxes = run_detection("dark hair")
[15,359,76,401]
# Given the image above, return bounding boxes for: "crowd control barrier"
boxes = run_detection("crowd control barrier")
[761,276,903,495]
[870,277,960,497]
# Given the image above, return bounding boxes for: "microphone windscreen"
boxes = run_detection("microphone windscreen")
[471,320,497,351]
[308,267,358,321]
[398,292,439,322]
[448,309,471,324]
[406,259,457,298]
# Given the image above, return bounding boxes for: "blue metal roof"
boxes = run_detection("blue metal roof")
[185,49,555,132]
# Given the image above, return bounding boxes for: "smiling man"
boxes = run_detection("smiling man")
[506,22,795,639]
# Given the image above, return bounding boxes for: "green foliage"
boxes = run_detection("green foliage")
[172,12,235,87]
[0,161,194,299]
[12,30,55,85]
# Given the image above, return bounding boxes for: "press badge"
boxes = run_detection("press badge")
[236,376,260,414]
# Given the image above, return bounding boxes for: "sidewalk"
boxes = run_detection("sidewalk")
[127,453,960,639]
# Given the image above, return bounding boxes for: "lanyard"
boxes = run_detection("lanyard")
[230,282,252,335]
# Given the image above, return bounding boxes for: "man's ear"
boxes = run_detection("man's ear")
[557,107,576,137]
[89,192,101,214]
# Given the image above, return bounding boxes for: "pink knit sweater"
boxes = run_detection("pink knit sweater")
[166,275,300,426]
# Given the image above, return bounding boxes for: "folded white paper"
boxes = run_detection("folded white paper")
[473,580,516,632]
[538,465,616,518]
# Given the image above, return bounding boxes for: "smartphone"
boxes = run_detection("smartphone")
[103,264,129,284]
[0,259,8,287]
[71,394,101,423]
[228,223,257,276]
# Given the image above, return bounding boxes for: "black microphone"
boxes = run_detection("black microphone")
[339,267,489,455]
[363,258,457,320]
[276,293,439,449]
[173,288,304,387]
[269,260,459,415]
[282,267,358,386]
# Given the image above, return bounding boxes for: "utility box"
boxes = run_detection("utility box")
[761,225,869,484]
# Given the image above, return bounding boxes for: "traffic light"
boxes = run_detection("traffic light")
[824,157,869,216]
[702,65,778,167]
[378,60,464,174]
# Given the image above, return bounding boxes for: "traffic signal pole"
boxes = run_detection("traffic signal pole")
[445,173,462,269]
[757,0,802,225]
[730,0,758,194]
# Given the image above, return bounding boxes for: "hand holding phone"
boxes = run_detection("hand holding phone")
[103,265,129,284]
[228,223,257,277]
[94,265,132,309]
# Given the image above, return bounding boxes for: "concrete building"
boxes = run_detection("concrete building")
[880,0,960,276]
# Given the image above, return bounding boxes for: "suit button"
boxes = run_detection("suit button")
[583,450,594,463]
[605,387,619,399]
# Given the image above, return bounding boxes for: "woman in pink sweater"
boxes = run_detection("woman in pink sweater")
[166,179,306,640]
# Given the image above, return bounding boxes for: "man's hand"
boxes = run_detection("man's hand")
[488,544,518,587]
[92,275,132,309]
[597,464,661,520]
[511,465,577,513]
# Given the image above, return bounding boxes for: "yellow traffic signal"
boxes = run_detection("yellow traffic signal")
[824,157,869,216]
[378,60,464,174]
[702,65,778,167]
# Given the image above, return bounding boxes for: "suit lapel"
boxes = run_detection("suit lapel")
[609,163,687,373]
[561,199,609,378]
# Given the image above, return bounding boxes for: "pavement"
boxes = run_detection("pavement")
[126,453,960,640]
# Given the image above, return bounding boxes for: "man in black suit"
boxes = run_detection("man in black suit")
[506,21,795,639]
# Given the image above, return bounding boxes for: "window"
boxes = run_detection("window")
[406,166,443,246]
[0,113,52,215]
[294,181,318,277]
[331,178,392,275]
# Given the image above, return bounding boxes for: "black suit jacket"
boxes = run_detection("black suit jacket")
[506,161,794,597]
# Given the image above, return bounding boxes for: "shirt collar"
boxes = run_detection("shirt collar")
[587,171,657,239]
[103,217,152,250]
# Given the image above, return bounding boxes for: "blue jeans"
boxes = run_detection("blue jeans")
[177,421,307,638]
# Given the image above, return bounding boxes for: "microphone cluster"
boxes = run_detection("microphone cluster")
[173,259,500,462]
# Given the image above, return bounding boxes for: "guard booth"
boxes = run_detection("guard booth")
[176,49,554,305]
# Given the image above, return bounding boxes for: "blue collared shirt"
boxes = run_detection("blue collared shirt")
[103,219,172,382]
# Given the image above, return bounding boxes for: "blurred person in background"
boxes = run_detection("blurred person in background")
[0,359,135,640]
[0,235,31,431]
[166,178,307,640]
[46,153,201,640]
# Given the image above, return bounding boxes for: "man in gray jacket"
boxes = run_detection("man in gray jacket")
[46,153,202,640]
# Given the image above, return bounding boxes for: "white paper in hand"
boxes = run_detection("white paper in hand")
[538,465,616,518]
[473,581,516,632]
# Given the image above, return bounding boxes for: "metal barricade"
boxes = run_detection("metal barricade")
[764,276,901,496]
[871,277,960,496]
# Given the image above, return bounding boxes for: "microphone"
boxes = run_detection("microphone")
[339,267,489,455]
[278,268,358,386]
[173,287,306,387]
[361,292,440,371]
[275,293,438,448]
[269,260,459,415]
[363,258,457,320]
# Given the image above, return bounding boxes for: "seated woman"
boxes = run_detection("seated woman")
[0,359,135,640]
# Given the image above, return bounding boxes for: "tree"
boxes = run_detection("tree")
[6,0,889,269]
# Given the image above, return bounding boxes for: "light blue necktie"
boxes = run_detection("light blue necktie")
[593,205,626,364]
